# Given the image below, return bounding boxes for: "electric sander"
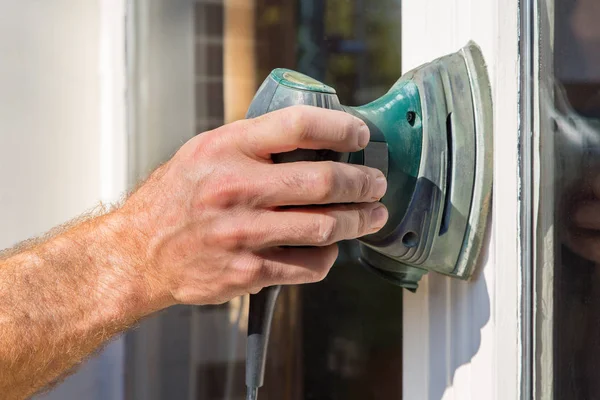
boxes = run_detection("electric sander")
[244,42,493,399]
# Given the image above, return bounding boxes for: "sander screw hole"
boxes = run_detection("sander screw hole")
[402,231,419,248]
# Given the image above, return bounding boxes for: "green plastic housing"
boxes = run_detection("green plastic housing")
[246,42,493,290]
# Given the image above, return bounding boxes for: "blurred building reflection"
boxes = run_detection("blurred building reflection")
[540,0,600,398]
[144,1,405,399]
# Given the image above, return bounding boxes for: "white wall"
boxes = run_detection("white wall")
[0,1,125,399]
[0,1,102,242]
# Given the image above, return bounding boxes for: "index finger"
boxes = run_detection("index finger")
[239,105,370,159]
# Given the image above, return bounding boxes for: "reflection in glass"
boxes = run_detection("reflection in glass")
[132,1,404,399]
[539,0,600,398]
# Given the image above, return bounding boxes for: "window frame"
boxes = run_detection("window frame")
[400,0,529,398]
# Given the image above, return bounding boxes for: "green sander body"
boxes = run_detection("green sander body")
[245,42,493,399]
[247,42,492,290]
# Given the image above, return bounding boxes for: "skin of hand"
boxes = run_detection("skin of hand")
[0,105,388,398]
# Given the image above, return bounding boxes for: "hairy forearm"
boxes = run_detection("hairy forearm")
[0,210,167,399]
[0,106,389,399]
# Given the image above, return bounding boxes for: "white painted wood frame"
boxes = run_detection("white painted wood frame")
[401,0,525,399]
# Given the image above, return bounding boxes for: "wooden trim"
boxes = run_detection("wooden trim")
[224,0,256,123]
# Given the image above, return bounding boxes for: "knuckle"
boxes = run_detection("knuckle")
[338,117,357,142]
[312,163,337,201]
[356,207,370,235]
[201,175,255,208]
[186,129,228,161]
[202,182,237,207]
[245,265,264,287]
[315,215,337,245]
[210,222,252,251]
[357,171,373,199]
[286,106,312,141]
[234,257,263,287]
[228,227,251,249]
[177,135,208,162]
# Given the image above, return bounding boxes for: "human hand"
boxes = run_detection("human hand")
[117,105,388,307]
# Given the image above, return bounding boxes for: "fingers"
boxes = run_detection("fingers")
[219,203,388,249]
[239,105,370,158]
[208,203,388,251]
[263,203,388,246]
[254,244,340,286]
[175,245,339,304]
[255,161,387,206]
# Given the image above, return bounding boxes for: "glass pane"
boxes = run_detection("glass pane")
[536,0,600,397]
[128,1,403,399]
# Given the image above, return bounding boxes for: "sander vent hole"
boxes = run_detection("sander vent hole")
[406,111,416,126]
[402,231,419,248]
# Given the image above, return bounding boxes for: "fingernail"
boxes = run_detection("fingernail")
[370,205,388,231]
[358,121,370,148]
[373,175,388,200]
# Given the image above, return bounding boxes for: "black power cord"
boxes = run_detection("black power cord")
[246,285,282,400]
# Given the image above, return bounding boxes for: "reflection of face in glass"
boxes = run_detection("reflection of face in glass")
[555,0,600,117]
[552,81,600,264]
[552,0,600,262]
[563,169,600,264]
[571,0,600,80]
[550,1,600,398]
